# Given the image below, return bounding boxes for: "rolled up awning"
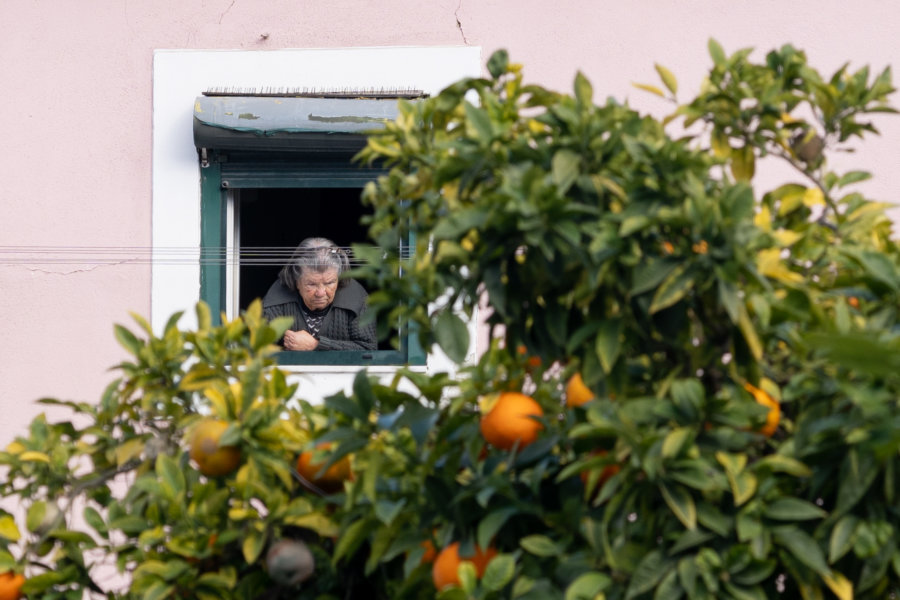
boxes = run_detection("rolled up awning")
[193,90,424,153]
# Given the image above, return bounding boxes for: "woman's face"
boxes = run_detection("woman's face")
[297,268,339,310]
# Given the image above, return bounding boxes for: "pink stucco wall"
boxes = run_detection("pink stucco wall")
[1,0,898,445]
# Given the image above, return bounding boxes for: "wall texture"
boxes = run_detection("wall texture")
[1,0,898,445]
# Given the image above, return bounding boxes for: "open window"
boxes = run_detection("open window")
[194,92,424,365]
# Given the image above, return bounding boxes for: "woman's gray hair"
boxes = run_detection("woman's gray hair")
[278,237,351,289]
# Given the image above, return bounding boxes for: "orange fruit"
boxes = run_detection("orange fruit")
[580,449,620,496]
[479,392,544,450]
[516,345,542,370]
[431,542,498,590]
[565,373,595,407]
[420,539,437,564]
[189,418,241,477]
[296,442,353,493]
[743,382,780,437]
[0,572,25,600]
[848,296,860,309]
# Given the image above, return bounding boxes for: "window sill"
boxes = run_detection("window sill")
[274,350,422,367]
[277,363,427,375]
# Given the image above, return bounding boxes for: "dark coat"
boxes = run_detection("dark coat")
[262,279,377,351]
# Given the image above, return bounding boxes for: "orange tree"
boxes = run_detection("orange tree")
[1,41,899,599]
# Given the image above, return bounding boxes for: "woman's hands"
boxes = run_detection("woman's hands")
[283,329,318,351]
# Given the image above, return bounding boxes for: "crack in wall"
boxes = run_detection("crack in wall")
[22,260,140,277]
[455,0,469,45]
[219,0,236,24]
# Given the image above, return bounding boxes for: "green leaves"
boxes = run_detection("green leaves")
[649,264,695,314]
[773,526,830,576]
[434,310,470,363]
[660,482,697,530]
[114,323,142,356]
[464,101,495,143]
[520,534,564,557]
[552,148,581,192]
[0,516,20,542]
[486,49,510,78]
[595,318,623,374]
[655,63,678,95]
[763,498,827,521]
[7,45,900,600]
[708,38,727,66]
[717,452,757,507]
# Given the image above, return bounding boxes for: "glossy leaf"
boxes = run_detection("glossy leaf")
[655,63,678,95]
[565,572,612,600]
[649,264,695,314]
[434,309,470,363]
[660,482,697,530]
[482,554,516,592]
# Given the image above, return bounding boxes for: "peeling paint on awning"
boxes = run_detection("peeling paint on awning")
[194,95,402,136]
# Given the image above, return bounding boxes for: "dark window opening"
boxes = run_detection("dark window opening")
[235,187,396,351]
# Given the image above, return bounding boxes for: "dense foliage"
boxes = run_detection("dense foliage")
[1,41,899,599]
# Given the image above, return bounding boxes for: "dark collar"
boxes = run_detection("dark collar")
[263,278,368,315]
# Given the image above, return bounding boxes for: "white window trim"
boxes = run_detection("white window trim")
[151,46,482,401]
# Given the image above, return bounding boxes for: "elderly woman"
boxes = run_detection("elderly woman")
[262,237,377,351]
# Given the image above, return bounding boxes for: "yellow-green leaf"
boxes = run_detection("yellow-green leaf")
[655,63,678,95]
[227,507,258,521]
[660,482,697,530]
[772,229,803,247]
[195,301,212,332]
[757,248,804,284]
[649,264,695,314]
[730,471,758,507]
[716,451,747,475]
[822,571,853,600]
[204,385,231,417]
[0,516,21,542]
[591,175,626,200]
[708,38,727,66]
[26,501,47,533]
[737,303,763,361]
[777,188,806,216]
[662,427,693,459]
[718,451,757,506]
[252,452,294,489]
[242,529,266,564]
[632,82,666,98]
[284,513,340,538]
[730,146,756,181]
[754,204,772,232]
[755,455,812,478]
[18,451,50,463]
[803,187,825,207]
[711,129,731,159]
[5,442,25,455]
[115,437,146,467]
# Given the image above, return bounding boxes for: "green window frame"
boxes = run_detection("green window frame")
[195,94,424,366]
